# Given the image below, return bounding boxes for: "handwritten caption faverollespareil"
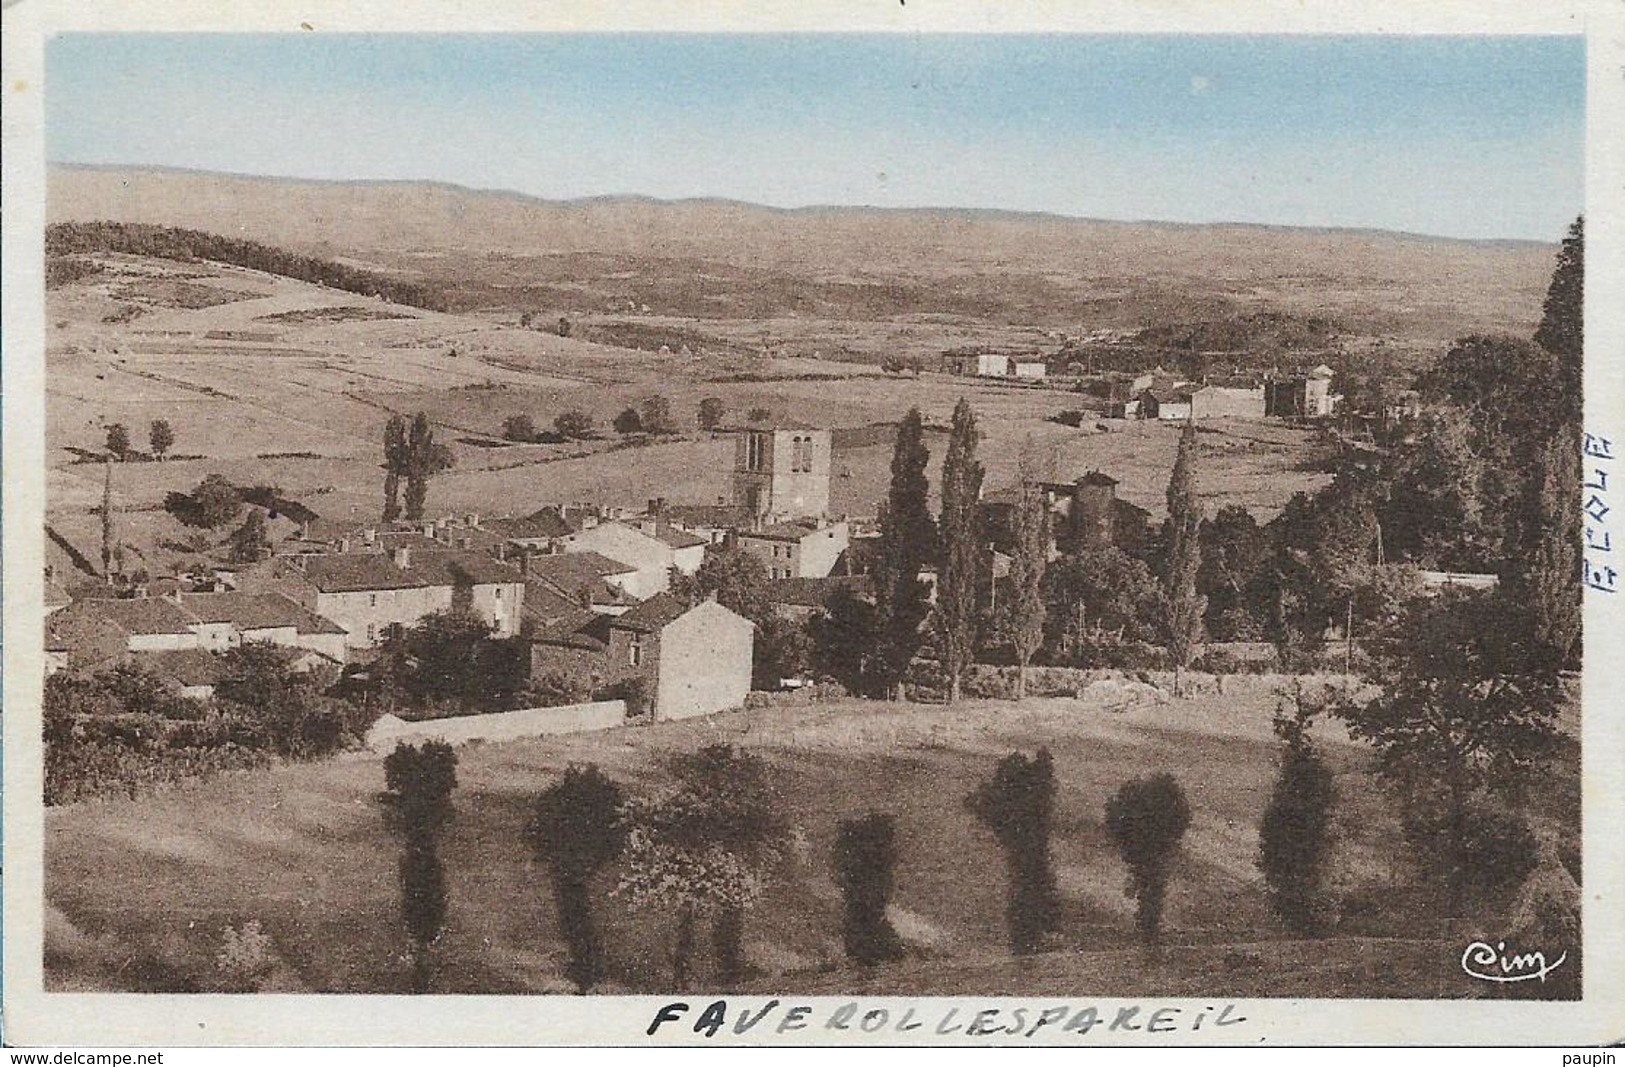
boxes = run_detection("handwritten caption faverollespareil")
[645,1000,1248,1041]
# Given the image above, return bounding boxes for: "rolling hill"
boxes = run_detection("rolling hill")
[48,164,1559,343]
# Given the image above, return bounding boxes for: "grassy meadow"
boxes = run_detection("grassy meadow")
[44,682,1574,997]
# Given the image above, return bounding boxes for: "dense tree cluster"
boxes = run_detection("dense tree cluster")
[47,222,444,309]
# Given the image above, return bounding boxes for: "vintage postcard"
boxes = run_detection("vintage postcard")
[4,0,1623,1048]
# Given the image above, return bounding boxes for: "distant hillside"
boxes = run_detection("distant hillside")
[47,164,1560,341]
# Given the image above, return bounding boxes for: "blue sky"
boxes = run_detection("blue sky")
[46,34,1584,240]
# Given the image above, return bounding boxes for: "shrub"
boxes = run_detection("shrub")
[697,397,727,430]
[612,407,643,435]
[598,675,651,717]
[1105,773,1192,944]
[833,813,907,966]
[1402,795,1539,907]
[554,410,594,439]
[214,920,274,992]
[525,671,589,708]
[967,749,1060,955]
[502,414,538,442]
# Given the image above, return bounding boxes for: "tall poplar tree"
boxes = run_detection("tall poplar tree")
[1534,215,1583,428]
[1162,418,1207,694]
[1003,478,1049,700]
[100,459,116,582]
[873,408,936,701]
[1512,430,1582,672]
[383,414,408,522]
[936,398,985,704]
[403,413,452,522]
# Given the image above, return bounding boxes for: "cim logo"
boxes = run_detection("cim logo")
[1460,940,1567,984]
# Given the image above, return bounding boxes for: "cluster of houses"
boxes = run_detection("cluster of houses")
[942,347,1341,422]
[45,418,866,723]
[47,403,1192,725]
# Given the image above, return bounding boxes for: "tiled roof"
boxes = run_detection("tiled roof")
[530,608,612,651]
[663,504,752,529]
[739,521,820,542]
[45,602,128,664]
[74,595,198,636]
[179,591,347,634]
[767,576,873,608]
[521,580,583,622]
[651,524,709,549]
[1143,384,1197,403]
[610,592,692,633]
[406,550,524,588]
[525,552,638,607]
[143,648,229,688]
[301,554,426,593]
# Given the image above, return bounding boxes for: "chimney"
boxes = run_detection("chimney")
[458,536,473,550]
[393,546,411,569]
[363,528,377,545]
[299,519,313,541]
[466,513,479,527]
[422,521,436,538]
[518,553,530,577]
[338,537,351,554]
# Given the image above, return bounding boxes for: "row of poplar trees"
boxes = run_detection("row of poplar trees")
[871,398,1207,702]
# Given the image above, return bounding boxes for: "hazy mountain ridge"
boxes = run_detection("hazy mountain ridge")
[48,164,1557,341]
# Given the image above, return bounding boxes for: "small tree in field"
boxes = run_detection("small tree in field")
[528,765,627,993]
[502,414,537,442]
[612,407,643,436]
[1258,688,1337,935]
[383,741,459,992]
[554,409,594,439]
[1105,773,1192,945]
[967,749,1060,955]
[833,813,906,967]
[640,395,677,436]
[105,423,131,460]
[697,397,727,431]
[148,419,174,461]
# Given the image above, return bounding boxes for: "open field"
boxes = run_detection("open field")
[46,250,1331,580]
[44,684,1578,996]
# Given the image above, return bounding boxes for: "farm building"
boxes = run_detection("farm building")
[1138,383,1197,420]
[1012,359,1048,380]
[556,519,705,597]
[979,470,1151,558]
[1266,363,1338,418]
[736,520,851,579]
[242,546,525,648]
[943,352,1011,377]
[764,575,874,621]
[520,550,640,615]
[528,594,754,720]
[1190,383,1266,419]
[42,590,348,675]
